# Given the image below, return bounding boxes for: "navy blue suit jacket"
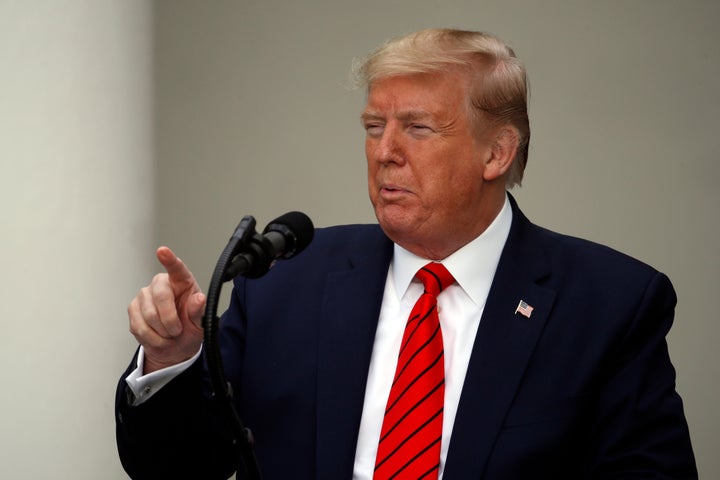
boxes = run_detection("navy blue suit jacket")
[116,197,696,479]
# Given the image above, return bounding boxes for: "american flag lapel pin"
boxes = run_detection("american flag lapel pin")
[515,300,534,318]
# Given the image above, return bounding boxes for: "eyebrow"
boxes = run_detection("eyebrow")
[360,110,434,123]
[360,111,383,123]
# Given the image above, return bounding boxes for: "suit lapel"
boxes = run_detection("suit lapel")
[443,198,557,479]
[315,234,393,480]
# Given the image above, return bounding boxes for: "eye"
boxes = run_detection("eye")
[364,122,384,137]
[409,124,433,136]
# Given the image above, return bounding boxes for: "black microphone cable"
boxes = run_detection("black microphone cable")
[202,212,313,480]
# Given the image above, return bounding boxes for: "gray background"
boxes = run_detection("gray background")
[1,1,717,478]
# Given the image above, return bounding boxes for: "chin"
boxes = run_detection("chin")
[376,219,415,246]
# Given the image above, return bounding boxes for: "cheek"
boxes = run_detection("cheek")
[366,162,379,205]
[366,160,378,191]
[426,161,483,206]
[365,142,378,174]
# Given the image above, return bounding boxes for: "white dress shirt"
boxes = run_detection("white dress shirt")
[352,196,512,479]
[125,345,202,404]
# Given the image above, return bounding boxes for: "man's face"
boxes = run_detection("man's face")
[362,72,499,259]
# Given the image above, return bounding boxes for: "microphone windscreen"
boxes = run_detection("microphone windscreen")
[265,211,314,257]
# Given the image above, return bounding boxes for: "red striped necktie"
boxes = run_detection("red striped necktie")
[374,262,455,480]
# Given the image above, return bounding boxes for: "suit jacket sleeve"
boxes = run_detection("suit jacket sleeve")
[115,342,239,479]
[586,271,696,478]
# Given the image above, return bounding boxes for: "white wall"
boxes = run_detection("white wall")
[155,1,719,478]
[0,1,153,478]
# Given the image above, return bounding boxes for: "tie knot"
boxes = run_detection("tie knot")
[416,262,455,297]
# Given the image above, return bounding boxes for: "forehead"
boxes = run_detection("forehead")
[362,73,469,117]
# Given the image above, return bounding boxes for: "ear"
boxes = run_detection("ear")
[482,125,519,182]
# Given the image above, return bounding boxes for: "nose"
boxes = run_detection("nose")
[369,124,405,166]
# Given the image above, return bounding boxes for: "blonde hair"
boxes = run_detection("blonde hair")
[353,29,530,187]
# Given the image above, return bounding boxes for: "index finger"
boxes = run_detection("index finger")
[156,246,198,294]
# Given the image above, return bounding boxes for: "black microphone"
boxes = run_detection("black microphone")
[261,211,315,259]
[223,211,314,280]
[204,212,313,478]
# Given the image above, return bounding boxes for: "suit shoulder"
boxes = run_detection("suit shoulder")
[306,224,389,253]
[237,223,392,297]
[509,195,665,282]
[520,223,678,332]
[261,223,391,275]
[530,223,669,287]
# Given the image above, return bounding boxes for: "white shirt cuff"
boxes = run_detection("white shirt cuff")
[125,346,203,406]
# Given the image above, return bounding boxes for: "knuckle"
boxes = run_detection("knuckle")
[150,279,175,306]
[129,314,149,337]
[129,321,147,342]
[151,272,169,285]
[131,323,167,350]
[154,288,174,306]
[141,304,159,323]
[127,298,138,318]
[159,314,182,337]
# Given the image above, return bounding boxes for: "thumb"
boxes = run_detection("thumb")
[185,291,206,328]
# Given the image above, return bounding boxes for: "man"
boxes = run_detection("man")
[116,29,696,479]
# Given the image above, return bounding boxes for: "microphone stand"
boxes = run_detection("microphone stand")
[202,215,263,480]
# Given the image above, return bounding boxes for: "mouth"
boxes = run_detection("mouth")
[380,181,406,192]
[379,183,411,200]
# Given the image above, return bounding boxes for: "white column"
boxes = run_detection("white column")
[0,2,153,478]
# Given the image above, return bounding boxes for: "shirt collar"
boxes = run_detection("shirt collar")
[392,194,513,305]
